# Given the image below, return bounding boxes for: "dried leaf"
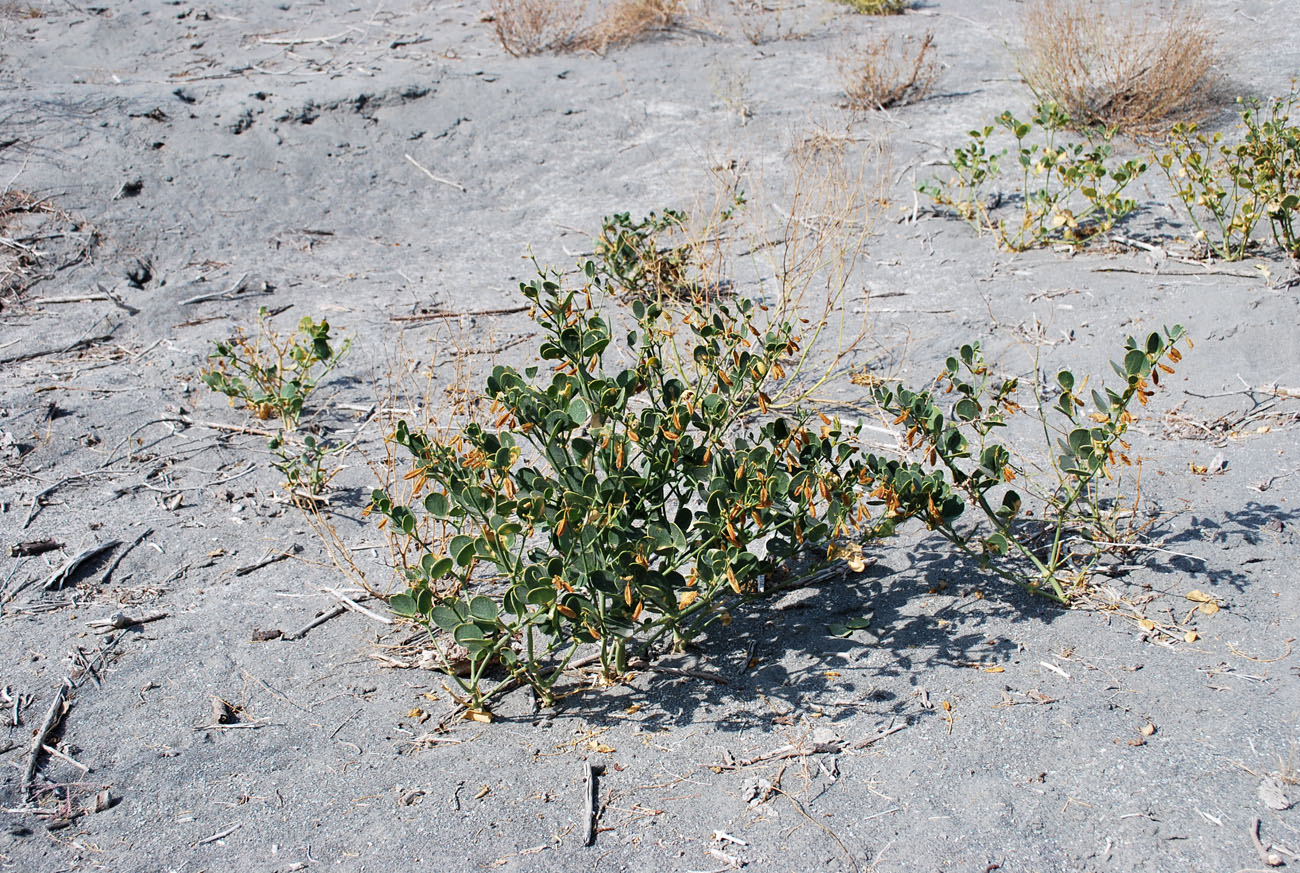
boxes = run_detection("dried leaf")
[625,704,642,715]
[1185,589,1212,603]
[1184,630,1199,643]
[1140,722,1156,737]
[464,709,492,723]
[1138,618,1156,632]
[1199,601,1220,616]
[983,666,1005,673]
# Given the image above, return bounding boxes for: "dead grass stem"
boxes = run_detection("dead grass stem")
[1017,0,1220,136]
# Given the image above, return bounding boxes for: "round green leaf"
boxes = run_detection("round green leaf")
[390,592,417,617]
[468,595,499,623]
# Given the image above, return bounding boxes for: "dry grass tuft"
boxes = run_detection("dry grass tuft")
[573,0,687,54]
[489,0,586,57]
[839,31,938,111]
[489,0,693,56]
[0,2,43,18]
[1017,0,1220,135]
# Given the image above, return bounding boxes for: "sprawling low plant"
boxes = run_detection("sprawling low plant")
[371,263,873,714]
[871,325,1189,601]
[1156,87,1300,260]
[921,102,1146,250]
[832,0,911,13]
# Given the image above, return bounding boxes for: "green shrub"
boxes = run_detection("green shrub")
[202,308,350,496]
[371,261,873,715]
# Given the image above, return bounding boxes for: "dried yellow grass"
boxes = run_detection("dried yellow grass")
[839,31,938,112]
[489,0,586,57]
[573,0,687,54]
[1017,0,1220,135]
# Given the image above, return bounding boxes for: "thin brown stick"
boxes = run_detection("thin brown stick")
[98,527,152,586]
[582,759,603,846]
[1253,817,1284,867]
[283,604,347,641]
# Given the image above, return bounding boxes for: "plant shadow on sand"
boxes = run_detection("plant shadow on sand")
[457,499,1298,731]
[471,538,1057,733]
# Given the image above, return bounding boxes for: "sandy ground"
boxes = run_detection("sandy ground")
[1,1,1299,871]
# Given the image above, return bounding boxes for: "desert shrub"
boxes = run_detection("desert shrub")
[920,102,1146,250]
[371,263,875,714]
[872,325,1190,601]
[489,0,586,56]
[1017,0,1218,136]
[1155,86,1300,260]
[203,308,349,430]
[839,31,937,111]
[832,0,911,14]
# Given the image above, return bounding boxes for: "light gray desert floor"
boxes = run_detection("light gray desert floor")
[1,2,1298,872]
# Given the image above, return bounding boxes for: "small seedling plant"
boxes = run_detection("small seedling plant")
[1156,87,1300,260]
[203,308,351,495]
[593,197,744,301]
[921,103,1146,251]
[371,263,873,715]
[871,325,1189,601]
[203,307,351,430]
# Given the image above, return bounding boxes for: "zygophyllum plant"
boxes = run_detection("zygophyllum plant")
[1156,86,1300,260]
[202,307,350,431]
[202,308,351,497]
[872,325,1189,601]
[370,262,875,715]
[921,102,1146,251]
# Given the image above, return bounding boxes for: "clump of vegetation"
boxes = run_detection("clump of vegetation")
[593,196,743,302]
[371,262,875,715]
[840,31,938,112]
[489,0,586,56]
[574,0,686,53]
[203,308,351,496]
[1156,86,1300,260]
[1017,0,1218,136]
[871,326,1189,601]
[920,102,1146,250]
[489,0,692,57]
[832,0,911,14]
